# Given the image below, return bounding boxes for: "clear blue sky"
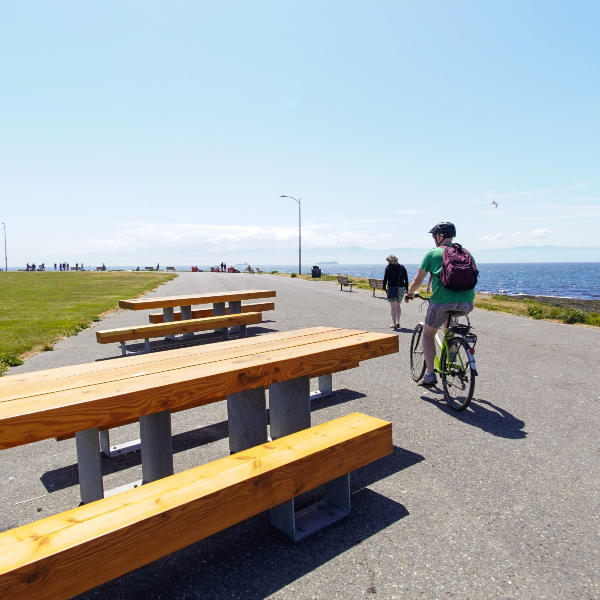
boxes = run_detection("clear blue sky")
[1,1,599,265]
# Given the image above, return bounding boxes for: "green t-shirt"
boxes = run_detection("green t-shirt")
[420,245,476,304]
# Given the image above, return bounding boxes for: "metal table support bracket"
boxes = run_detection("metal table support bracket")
[269,375,311,440]
[140,410,174,484]
[100,429,142,458]
[163,306,176,340]
[120,341,150,356]
[227,386,268,453]
[310,373,333,400]
[270,473,351,541]
[213,302,229,340]
[75,427,104,504]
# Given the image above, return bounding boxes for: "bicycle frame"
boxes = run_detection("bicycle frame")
[415,298,478,377]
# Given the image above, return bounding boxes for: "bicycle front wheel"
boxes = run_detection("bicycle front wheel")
[410,323,427,382]
[440,337,475,411]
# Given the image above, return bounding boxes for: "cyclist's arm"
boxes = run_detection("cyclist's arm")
[405,268,428,300]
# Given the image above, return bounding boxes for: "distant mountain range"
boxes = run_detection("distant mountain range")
[229,245,600,264]
[78,245,600,266]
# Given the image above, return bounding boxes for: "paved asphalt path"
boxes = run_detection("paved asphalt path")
[3,273,599,600]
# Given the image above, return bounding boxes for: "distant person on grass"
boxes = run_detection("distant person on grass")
[383,255,409,329]
[405,222,478,387]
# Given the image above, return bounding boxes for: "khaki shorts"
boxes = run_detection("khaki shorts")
[425,302,473,328]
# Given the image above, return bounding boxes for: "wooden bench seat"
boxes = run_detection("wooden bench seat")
[96,312,263,355]
[337,276,354,291]
[0,413,392,600]
[148,301,275,324]
[368,278,385,297]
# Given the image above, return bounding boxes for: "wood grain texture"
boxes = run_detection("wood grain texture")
[119,289,276,310]
[0,327,336,392]
[96,312,263,344]
[0,331,398,449]
[148,301,275,323]
[1,329,356,403]
[0,413,392,600]
[54,361,360,441]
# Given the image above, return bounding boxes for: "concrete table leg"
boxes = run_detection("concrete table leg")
[269,375,311,440]
[229,300,242,334]
[163,306,176,340]
[180,305,194,339]
[75,427,104,504]
[140,410,174,484]
[310,373,333,400]
[213,301,229,340]
[269,375,350,541]
[227,386,268,453]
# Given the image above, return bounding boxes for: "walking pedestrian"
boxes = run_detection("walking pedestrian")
[383,255,409,329]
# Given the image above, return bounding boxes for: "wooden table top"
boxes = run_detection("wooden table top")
[0,327,399,450]
[119,289,276,310]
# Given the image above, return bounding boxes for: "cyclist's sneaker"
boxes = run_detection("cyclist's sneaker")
[418,373,438,386]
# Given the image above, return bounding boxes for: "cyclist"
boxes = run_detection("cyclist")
[404,222,476,386]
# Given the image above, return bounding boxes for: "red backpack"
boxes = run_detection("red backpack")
[439,244,479,291]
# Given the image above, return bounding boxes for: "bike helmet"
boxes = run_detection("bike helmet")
[429,222,456,238]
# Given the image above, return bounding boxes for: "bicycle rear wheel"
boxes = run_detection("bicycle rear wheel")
[440,337,475,411]
[410,323,427,382]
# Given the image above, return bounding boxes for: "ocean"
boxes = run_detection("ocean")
[257,263,600,300]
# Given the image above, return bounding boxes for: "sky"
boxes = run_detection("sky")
[1,1,599,266]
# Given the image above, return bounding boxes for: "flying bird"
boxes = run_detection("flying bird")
[491,201,498,208]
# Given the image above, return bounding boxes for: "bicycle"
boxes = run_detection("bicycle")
[409,293,478,411]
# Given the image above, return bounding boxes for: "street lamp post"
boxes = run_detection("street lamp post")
[280,195,301,275]
[2,223,6,273]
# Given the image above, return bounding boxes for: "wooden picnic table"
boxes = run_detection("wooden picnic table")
[119,289,276,311]
[0,327,398,504]
[119,289,277,342]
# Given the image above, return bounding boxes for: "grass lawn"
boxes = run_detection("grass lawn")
[0,271,176,374]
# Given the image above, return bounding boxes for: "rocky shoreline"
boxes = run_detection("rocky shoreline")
[497,294,600,313]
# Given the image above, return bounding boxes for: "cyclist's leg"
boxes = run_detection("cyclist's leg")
[422,302,454,374]
[421,323,438,373]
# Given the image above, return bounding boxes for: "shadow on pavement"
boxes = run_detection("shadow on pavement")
[40,421,230,492]
[420,393,527,439]
[76,452,415,600]
[41,390,371,492]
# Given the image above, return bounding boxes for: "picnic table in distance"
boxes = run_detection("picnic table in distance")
[118,289,275,311]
